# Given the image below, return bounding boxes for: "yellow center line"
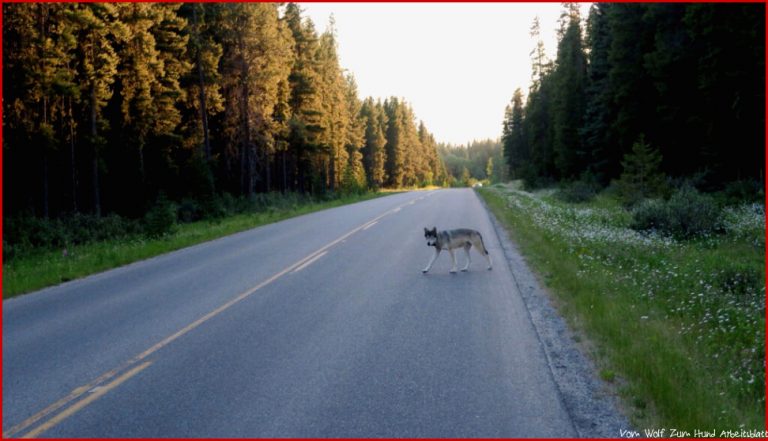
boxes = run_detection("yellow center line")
[21,362,153,439]
[6,193,425,438]
[291,251,328,273]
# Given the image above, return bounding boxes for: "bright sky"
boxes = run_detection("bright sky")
[302,3,591,146]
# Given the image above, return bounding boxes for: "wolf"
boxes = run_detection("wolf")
[422,227,492,274]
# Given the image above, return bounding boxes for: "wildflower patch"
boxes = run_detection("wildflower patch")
[480,183,765,431]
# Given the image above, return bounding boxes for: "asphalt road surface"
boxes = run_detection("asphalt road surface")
[4,189,579,437]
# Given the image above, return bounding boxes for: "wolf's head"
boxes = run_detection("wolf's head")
[424,227,438,247]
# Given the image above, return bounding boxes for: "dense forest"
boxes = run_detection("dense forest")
[2,3,446,222]
[502,3,765,192]
[438,139,507,187]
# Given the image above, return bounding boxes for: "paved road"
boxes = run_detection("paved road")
[3,189,577,437]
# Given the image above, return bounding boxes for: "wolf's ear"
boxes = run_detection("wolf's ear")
[431,227,437,233]
[424,227,428,233]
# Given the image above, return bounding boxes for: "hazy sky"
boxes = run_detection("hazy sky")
[302,3,591,146]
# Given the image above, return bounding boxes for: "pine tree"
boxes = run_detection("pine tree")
[284,3,323,193]
[317,20,349,192]
[417,121,441,186]
[70,3,124,216]
[579,3,615,184]
[606,4,656,170]
[360,98,388,189]
[524,16,556,185]
[179,3,224,163]
[502,88,526,179]
[4,4,80,217]
[615,135,667,205]
[342,74,367,192]
[383,98,406,188]
[551,3,587,180]
[398,102,421,187]
[115,3,189,186]
[219,3,294,196]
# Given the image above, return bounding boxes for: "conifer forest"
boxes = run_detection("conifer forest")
[2,3,765,249]
[3,3,445,223]
[502,3,764,192]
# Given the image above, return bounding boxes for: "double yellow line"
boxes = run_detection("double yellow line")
[4,192,429,438]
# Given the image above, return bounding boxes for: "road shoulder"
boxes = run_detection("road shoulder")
[479,190,632,437]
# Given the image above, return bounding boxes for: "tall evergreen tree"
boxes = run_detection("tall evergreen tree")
[383,98,405,188]
[317,20,349,192]
[284,3,323,193]
[524,16,556,184]
[580,3,615,184]
[551,3,587,179]
[179,3,224,164]
[219,3,294,196]
[342,74,367,191]
[501,88,526,179]
[9,4,86,217]
[360,97,388,189]
[70,4,125,216]
[114,2,189,200]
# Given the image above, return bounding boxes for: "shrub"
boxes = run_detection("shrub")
[177,198,202,223]
[143,193,177,238]
[630,185,721,239]
[555,173,601,203]
[201,194,227,220]
[630,198,668,232]
[664,185,721,238]
[721,179,764,204]
[3,212,143,260]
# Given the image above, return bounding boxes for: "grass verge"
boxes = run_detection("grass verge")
[478,183,765,432]
[3,191,393,298]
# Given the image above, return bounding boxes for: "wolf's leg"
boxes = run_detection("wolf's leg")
[461,243,472,271]
[422,248,440,273]
[448,249,458,273]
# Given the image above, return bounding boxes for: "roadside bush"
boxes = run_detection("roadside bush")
[4,216,67,252]
[664,185,721,238]
[720,179,764,205]
[630,185,721,239]
[630,198,668,233]
[63,213,140,243]
[177,198,203,223]
[555,173,600,203]
[3,213,142,260]
[201,194,227,220]
[143,193,177,238]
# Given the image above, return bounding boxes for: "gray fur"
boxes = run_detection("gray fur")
[422,226,492,274]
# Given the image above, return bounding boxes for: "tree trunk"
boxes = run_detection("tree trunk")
[90,81,101,217]
[193,6,211,162]
[329,151,336,193]
[265,151,271,193]
[69,97,78,213]
[42,150,49,218]
[282,149,287,194]
[239,35,253,196]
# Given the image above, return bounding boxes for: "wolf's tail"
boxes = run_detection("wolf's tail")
[478,233,489,255]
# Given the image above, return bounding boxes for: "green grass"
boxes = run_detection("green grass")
[3,192,393,298]
[478,183,765,431]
